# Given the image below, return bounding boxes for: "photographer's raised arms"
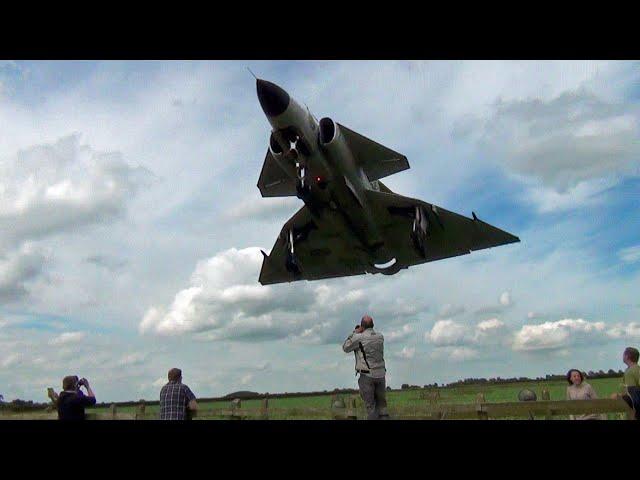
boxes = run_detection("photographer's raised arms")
[57,376,96,421]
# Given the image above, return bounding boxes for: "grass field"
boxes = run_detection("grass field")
[84,376,628,420]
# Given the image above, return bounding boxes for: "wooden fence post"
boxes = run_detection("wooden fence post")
[424,391,440,405]
[230,398,242,420]
[331,396,346,420]
[541,387,550,400]
[136,401,146,420]
[541,387,551,420]
[346,396,358,420]
[110,403,117,419]
[261,397,269,420]
[476,393,488,420]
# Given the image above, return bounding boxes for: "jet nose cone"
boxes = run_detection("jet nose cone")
[257,79,290,117]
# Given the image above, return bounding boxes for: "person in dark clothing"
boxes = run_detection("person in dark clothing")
[57,375,97,420]
[622,386,640,420]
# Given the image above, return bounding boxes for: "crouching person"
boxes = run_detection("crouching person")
[342,315,389,420]
[57,376,97,420]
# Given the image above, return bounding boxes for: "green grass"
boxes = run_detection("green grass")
[84,377,628,420]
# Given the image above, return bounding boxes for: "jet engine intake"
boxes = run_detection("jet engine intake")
[269,132,283,156]
[319,117,338,145]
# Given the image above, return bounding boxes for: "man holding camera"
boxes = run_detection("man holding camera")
[159,368,198,420]
[342,315,389,420]
[57,376,97,420]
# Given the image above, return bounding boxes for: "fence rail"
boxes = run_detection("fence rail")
[0,397,634,420]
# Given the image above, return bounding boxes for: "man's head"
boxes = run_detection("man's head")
[360,315,374,330]
[623,347,639,366]
[168,368,182,383]
[62,375,79,391]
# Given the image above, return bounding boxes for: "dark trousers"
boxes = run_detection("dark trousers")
[358,375,389,420]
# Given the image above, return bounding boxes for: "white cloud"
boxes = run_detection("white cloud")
[0,242,47,302]
[240,373,253,385]
[450,347,479,362]
[48,331,86,346]
[456,87,640,212]
[525,177,618,213]
[475,292,514,315]
[426,317,510,349]
[225,196,300,223]
[438,303,465,318]
[499,291,511,306]
[431,346,479,362]
[117,353,147,367]
[393,346,416,360]
[152,377,166,388]
[619,245,640,264]
[471,90,639,190]
[0,134,153,247]
[477,318,505,331]
[295,322,332,344]
[425,319,469,346]
[607,322,640,339]
[386,324,413,343]
[139,247,369,342]
[1,353,24,368]
[512,319,607,351]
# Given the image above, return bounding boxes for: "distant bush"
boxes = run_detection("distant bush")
[0,398,48,412]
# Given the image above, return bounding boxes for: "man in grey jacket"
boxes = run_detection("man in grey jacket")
[342,315,389,419]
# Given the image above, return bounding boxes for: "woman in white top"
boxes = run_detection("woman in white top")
[565,369,603,420]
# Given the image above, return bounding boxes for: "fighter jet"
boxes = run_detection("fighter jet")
[256,79,519,285]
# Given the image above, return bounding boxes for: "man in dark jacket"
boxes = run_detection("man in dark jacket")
[57,376,97,420]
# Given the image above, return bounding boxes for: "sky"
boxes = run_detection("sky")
[0,60,639,403]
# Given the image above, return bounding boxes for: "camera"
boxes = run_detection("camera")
[77,377,87,389]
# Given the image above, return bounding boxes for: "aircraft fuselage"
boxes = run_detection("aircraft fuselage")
[257,80,390,264]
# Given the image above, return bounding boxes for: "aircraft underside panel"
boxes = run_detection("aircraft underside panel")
[363,189,521,267]
[259,189,520,285]
[259,205,369,285]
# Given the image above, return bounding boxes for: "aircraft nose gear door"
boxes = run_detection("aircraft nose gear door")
[285,229,302,275]
[411,205,429,258]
